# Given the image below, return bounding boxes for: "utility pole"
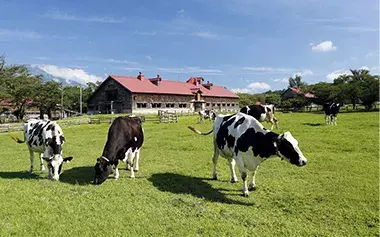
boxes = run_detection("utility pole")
[61,87,63,119]
[79,86,82,114]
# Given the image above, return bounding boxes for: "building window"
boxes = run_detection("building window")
[222,103,226,107]
[217,103,221,107]
[137,103,147,108]
[212,103,216,107]
[152,103,162,108]
[166,103,175,108]
[227,103,230,106]
[206,103,210,106]
[231,103,234,106]
[179,103,187,108]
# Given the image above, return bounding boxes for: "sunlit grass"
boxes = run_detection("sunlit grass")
[0,111,378,236]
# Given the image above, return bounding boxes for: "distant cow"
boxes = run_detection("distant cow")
[199,109,216,123]
[240,104,279,130]
[188,112,307,196]
[323,102,340,125]
[12,119,73,181]
[94,116,144,185]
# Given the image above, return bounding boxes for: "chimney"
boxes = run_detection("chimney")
[137,71,144,80]
[202,80,213,90]
[149,74,162,86]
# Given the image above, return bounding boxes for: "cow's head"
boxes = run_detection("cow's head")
[43,135,73,180]
[93,156,112,185]
[276,131,307,167]
[43,155,73,181]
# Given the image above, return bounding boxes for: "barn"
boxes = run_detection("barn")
[86,72,239,114]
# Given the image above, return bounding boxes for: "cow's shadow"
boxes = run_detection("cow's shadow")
[59,166,94,185]
[148,172,253,206]
[0,171,40,180]
[302,122,323,127]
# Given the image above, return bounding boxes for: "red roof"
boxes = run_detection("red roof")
[110,75,239,98]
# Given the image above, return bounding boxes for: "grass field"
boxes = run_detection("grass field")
[0,111,378,236]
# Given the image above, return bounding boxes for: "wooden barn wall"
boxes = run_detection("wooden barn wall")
[87,79,132,114]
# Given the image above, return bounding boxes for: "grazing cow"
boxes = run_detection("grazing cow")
[188,112,307,196]
[199,109,216,123]
[94,116,144,185]
[240,104,279,130]
[323,102,340,125]
[11,119,73,181]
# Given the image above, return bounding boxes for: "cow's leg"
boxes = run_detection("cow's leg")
[124,149,131,170]
[235,156,249,196]
[325,115,329,124]
[248,166,258,191]
[114,164,119,180]
[28,149,35,174]
[228,158,238,183]
[274,117,279,129]
[39,153,45,172]
[129,152,136,179]
[333,115,337,125]
[212,143,220,180]
[133,149,140,172]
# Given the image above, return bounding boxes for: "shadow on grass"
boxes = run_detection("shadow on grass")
[0,171,40,180]
[148,172,253,206]
[302,122,323,127]
[59,166,94,185]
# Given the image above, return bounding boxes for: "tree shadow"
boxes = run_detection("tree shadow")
[59,166,94,185]
[0,171,40,180]
[302,122,323,127]
[148,172,253,206]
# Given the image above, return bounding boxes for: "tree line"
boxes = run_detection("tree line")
[0,56,101,120]
[238,69,379,110]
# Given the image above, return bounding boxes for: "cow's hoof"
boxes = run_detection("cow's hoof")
[114,176,119,180]
[29,169,34,174]
[130,176,135,179]
[125,167,130,171]
[230,178,238,183]
[241,192,249,197]
[248,186,256,191]
[133,169,138,172]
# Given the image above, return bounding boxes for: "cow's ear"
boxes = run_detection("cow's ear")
[63,156,73,163]
[42,157,52,161]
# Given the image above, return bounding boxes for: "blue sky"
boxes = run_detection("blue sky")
[1,0,379,92]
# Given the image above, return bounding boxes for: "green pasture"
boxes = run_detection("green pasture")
[0,112,378,236]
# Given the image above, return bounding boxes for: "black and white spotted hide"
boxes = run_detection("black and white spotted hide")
[199,109,216,123]
[188,112,307,196]
[12,119,73,180]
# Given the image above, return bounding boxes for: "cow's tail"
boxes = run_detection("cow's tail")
[11,136,25,143]
[187,126,213,136]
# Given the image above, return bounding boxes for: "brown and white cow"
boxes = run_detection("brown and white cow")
[188,112,307,196]
[240,104,279,130]
[12,119,73,180]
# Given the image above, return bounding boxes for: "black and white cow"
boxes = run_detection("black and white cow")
[94,116,144,185]
[323,102,340,125]
[188,112,307,196]
[199,109,216,123]
[12,119,73,181]
[240,104,279,130]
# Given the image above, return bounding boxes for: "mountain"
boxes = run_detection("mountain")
[27,65,85,87]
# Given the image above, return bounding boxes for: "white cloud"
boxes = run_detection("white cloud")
[146,56,152,60]
[44,11,125,23]
[191,32,219,39]
[273,77,289,83]
[157,66,223,75]
[107,58,137,64]
[37,64,103,84]
[133,30,157,36]
[231,82,271,94]
[34,56,49,60]
[123,67,143,72]
[294,69,314,77]
[326,69,351,80]
[0,28,41,41]
[311,41,337,52]
[242,67,292,73]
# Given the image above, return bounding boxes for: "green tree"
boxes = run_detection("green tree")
[288,75,307,89]
[309,82,340,105]
[35,81,62,119]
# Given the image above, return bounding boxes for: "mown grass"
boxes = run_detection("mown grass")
[0,112,378,236]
